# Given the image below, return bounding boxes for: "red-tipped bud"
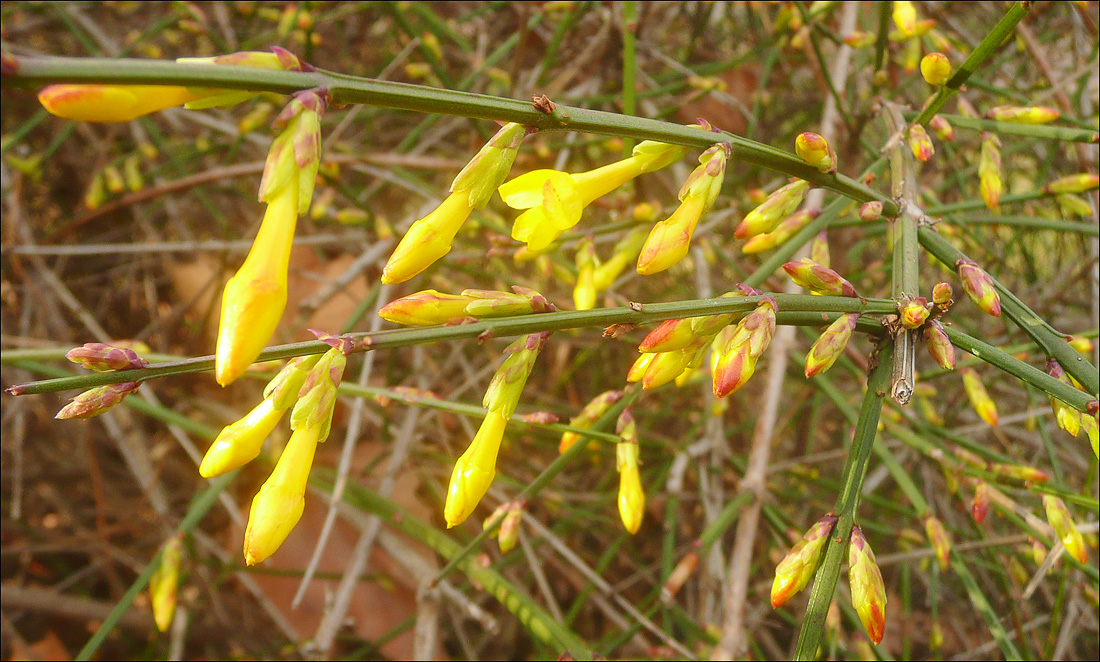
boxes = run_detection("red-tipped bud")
[955,258,1001,317]
[908,123,934,162]
[920,53,951,85]
[924,516,951,570]
[795,132,837,174]
[1042,495,1088,564]
[770,514,837,608]
[986,106,1060,124]
[923,321,956,370]
[66,342,148,371]
[929,115,955,142]
[961,367,998,426]
[1044,173,1099,195]
[849,525,887,645]
[972,482,991,524]
[639,318,696,354]
[56,381,140,419]
[735,179,810,239]
[932,282,953,306]
[899,297,931,329]
[805,313,859,378]
[782,258,859,297]
[859,201,883,222]
[844,31,876,48]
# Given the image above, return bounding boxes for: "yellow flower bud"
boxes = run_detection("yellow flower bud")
[149,535,184,632]
[444,409,508,528]
[616,440,645,534]
[920,52,951,85]
[243,424,321,565]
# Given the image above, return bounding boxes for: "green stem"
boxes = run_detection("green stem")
[793,341,893,660]
[886,103,920,405]
[5,294,898,396]
[919,226,1100,397]
[5,55,897,214]
[904,112,1098,143]
[913,2,1031,127]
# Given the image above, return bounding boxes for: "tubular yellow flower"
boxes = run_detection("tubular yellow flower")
[742,210,818,254]
[38,50,303,123]
[637,144,728,275]
[892,1,917,38]
[771,514,837,608]
[379,289,479,326]
[39,85,206,123]
[616,439,645,534]
[216,181,297,386]
[149,535,184,633]
[592,227,648,291]
[986,105,1060,124]
[382,123,528,283]
[381,191,474,284]
[499,140,687,251]
[444,409,508,528]
[734,179,810,239]
[1042,495,1088,564]
[243,423,321,565]
[200,397,284,478]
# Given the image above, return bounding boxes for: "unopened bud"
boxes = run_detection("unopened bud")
[795,132,837,174]
[892,1,917,38]
[899,297,930,329]
[809,229,830,268]
[920,52,951,85]
[66,342,148,371]
[978,132,1002,209]
[56,381,140,419]
[484,499,525,554]
[734,179,810,239]
[149,535,184,632]
[1044,173,1099,195]
[770,513,837,608]
[971,482,990,524]
[924,516,951,570]
[961,367,998,426]
[929,115,955,142]
[986,106,1060,124]
[782,258,859,297]
[955,258,1001,316]
[908,123,934,162]
[616,431,645,534]
[859,201,883,222]
[1042,495,1088,564]
[844,31,876,48]
[989,463,1049,484]
[805,313,859,378]
[849,525,887,645]
[559,390,623,454]
[931,282,953,306]
[923,321,956,370]
[742,210,819,255]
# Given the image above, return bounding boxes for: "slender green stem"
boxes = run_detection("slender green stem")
[913,2,1031,127]
[926,189,1054,215]
[621,2,637,126]
[831,214,1100,236]
[5,55,898,214]
[793,342,893,660]
[904,112,1098,143]
[950,556,1024,660]
[886,103,920,405]
[5,294,898,396]
[919,226,1100,397]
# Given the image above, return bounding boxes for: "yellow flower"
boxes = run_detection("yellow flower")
[616,440,645,534]
[444,409,508,528]
[149,535,184,632]
[382,191,474,284]
[200,397,284,478]
[499,141,687,252]
[216,181,297,386]
[38,85,205,123]
[243,423,321,565]
[38,50,303,123]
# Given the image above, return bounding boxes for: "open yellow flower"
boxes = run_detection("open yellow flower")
[499,141,687,252]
